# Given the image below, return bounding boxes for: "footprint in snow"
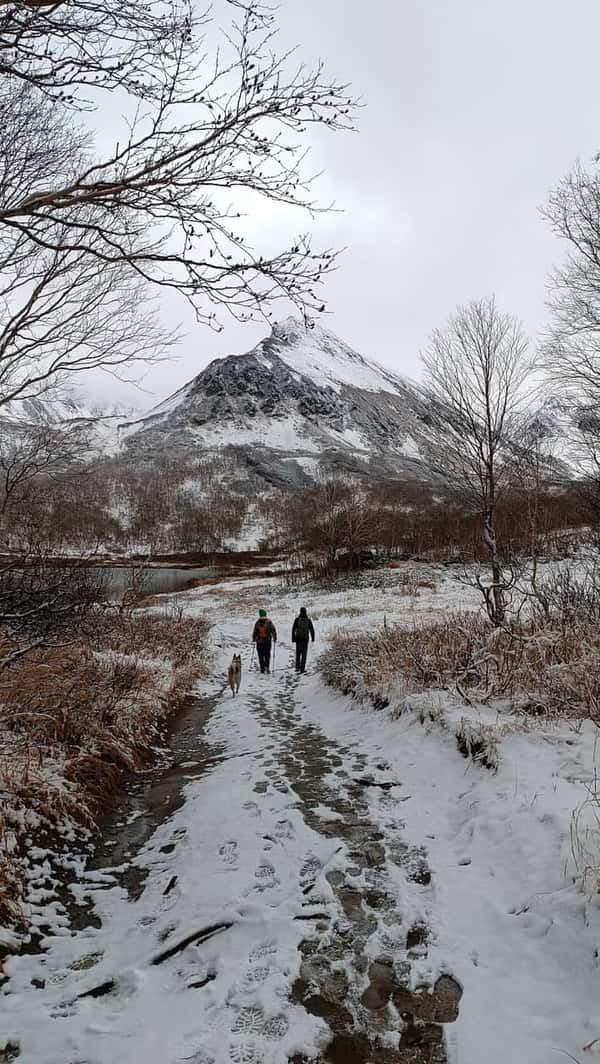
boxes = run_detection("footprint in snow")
[274,818,295,840]
[254,861,279,890]
[248,940,277,963]
[263,1014,289,1040]
[231,1005,264,1034]
[240,965,271,990]
[49,1001,78,1019]
[300,854,321,886]
[219,841,239,867]
[229,1042,261,1064]
[242,800,261,818]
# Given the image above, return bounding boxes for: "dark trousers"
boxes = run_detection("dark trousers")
[295,639,309,672]
[257,640,272,672]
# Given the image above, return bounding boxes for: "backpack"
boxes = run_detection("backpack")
[256,619,269,641]
[295,614,310,640]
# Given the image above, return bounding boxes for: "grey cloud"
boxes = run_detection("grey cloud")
[84,0,600,409]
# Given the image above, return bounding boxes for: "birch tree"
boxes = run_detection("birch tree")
[544,162,600,516]
[421,297,531,625]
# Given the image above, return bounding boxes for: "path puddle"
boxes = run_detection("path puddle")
[88,689,225,898]
[19,688,225,957]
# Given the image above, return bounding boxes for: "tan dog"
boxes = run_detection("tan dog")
[228,653,242,697]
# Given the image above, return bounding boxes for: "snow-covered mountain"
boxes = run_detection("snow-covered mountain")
[0,394,127,457]
[121,317,429,486]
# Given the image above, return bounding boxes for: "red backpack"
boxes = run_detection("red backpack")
[256,619,269,641]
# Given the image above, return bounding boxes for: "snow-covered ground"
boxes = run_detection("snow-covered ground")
[3,565,600,1063]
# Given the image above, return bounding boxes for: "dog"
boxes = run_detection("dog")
[228,653,242,697]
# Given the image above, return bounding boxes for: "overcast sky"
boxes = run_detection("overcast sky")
[88,0,600,411]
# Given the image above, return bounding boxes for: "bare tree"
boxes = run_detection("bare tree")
[421,297,532,625]
[279,472,379,574]
[0,83,174,407]
[0,555,105,670]
[0,3,356,329]
[543,162,600,516]
[0,413,88,529]
[0,0,195,101]
[0,1,357,668]
[544,162,600,384]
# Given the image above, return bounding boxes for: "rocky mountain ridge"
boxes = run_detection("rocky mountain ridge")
[120,317,431,486]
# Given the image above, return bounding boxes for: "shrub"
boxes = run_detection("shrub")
[455,719,500,771]
[320,609,600,721]
[319,612,486,703]
[0,609,210,944]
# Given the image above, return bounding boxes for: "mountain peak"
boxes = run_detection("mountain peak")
[122,318,426,482]
[263,316,406,397]
[270,315,308,340]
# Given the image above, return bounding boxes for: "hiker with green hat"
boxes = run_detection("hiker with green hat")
[252,608,277,674]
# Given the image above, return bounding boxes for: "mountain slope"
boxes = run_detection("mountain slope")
[122,318,428,485]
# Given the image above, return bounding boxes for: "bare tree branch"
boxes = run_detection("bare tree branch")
[0,4,357,329]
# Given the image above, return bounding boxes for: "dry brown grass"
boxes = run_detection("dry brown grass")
[319,610,600,722]
[89,610,209,669]
[0,609,210,943]
[319,612,485,703]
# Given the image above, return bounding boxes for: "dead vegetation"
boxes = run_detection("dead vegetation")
[0,610,209,943]
[320,567,600,749]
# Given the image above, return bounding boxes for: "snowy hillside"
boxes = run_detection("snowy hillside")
[121,317,428,485]
[0,394,126,457]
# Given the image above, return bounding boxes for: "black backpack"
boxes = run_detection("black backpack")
[295,614,310,640]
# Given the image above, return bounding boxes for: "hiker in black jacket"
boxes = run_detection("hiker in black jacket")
[291,606,315,673]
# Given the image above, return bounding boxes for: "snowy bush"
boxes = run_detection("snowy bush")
[320,608,600,723]
[286,565,440,596]
[319,612,487,707]
[455,719,500,771]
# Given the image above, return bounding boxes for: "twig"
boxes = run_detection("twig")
[151,920,233,966]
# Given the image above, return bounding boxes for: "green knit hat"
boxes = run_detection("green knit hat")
[259,608,267,618]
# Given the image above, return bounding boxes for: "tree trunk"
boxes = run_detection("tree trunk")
[483,512,504,626]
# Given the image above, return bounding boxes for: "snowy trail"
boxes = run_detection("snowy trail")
[1,625,459,1063]
[4,570,600,1063]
